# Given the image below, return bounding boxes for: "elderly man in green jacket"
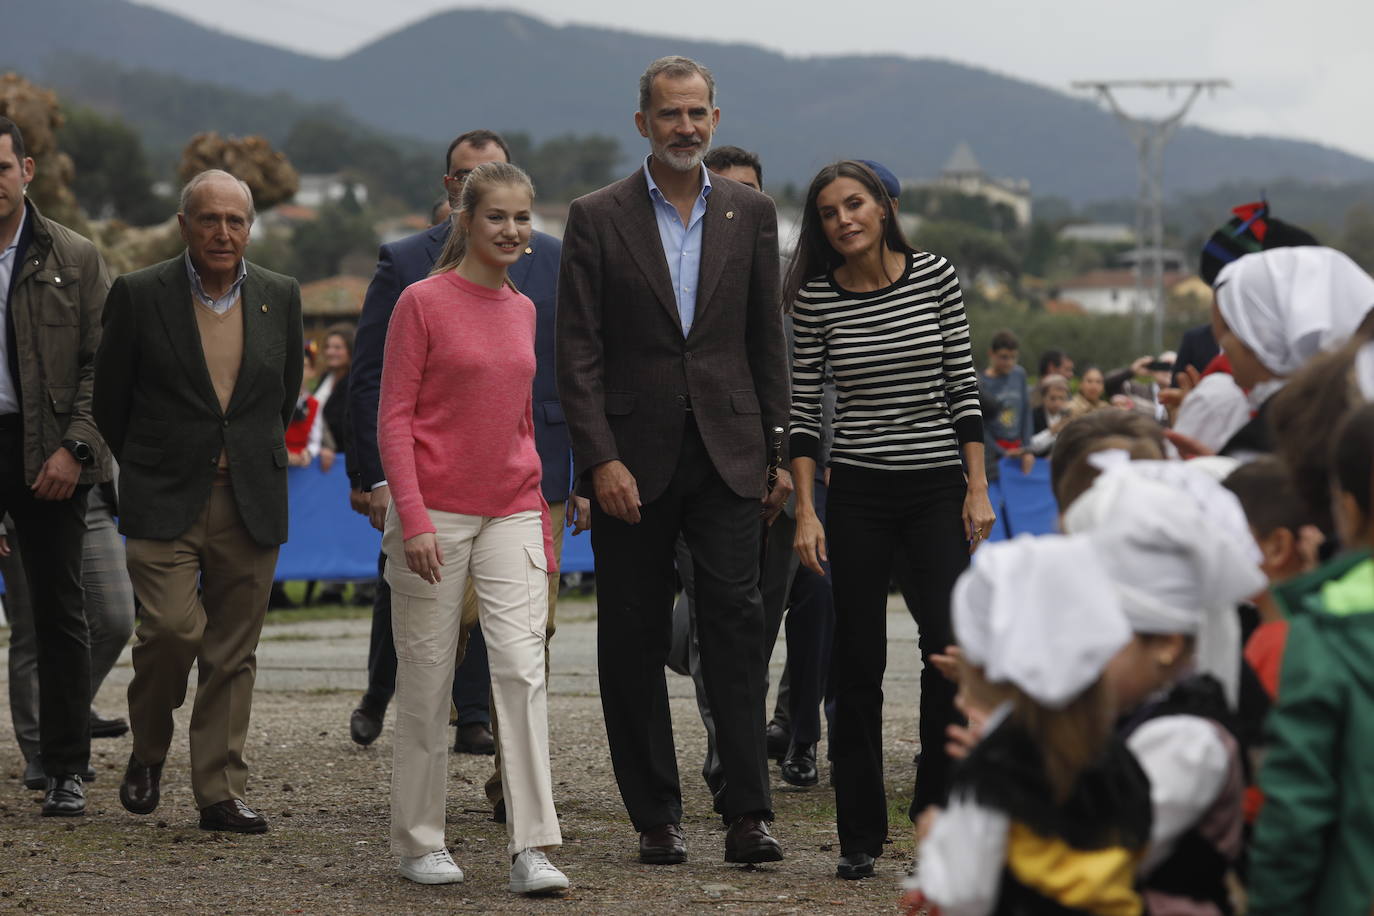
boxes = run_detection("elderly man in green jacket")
[0,116,113,818]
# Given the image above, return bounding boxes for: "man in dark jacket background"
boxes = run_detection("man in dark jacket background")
[0,116,113,817]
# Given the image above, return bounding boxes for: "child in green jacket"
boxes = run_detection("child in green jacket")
[1249,402,1374,914]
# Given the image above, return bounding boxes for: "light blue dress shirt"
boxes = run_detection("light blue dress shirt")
[643,157,712,337]
[185,250,248,314]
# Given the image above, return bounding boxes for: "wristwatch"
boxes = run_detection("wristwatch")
[61,438,94,465]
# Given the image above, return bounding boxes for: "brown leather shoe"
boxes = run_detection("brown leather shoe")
[638,823,687,865]
[119,753,162,815]
[724,814,784,864]
[454,722,495,755]
[199,799,269,834]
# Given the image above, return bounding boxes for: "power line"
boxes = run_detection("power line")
[1072,79,1229,352]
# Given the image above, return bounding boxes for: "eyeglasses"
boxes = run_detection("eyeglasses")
[444,169,473,184]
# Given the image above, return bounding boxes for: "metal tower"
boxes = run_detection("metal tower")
[1072,79,1229,352]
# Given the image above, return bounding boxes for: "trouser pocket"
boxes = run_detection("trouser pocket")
[523,543,549,637]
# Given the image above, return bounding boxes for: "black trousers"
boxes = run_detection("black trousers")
[825,465,968,858]
[592,415,772,831]
[0,427,91,776]
[783,477,835,746]
[361,550,475,717]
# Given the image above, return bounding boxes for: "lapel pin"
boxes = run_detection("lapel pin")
[524,246,533,255]
[725,211,735,220]
[260,304,269,313]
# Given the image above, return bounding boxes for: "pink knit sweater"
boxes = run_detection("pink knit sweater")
[379,271,554,571]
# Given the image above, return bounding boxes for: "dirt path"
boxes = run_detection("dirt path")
[0,600,924,914]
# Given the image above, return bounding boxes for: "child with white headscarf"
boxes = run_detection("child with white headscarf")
[903,535,1151,916]
[1208,246,1374,459]
[1063,454,1268,915]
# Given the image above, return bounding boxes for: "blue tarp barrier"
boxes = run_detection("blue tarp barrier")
[277,458,381,581]
[997,456,1059,537]
[272,457,1060,582]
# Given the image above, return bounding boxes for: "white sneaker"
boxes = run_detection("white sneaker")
[509,848,569,894]
[397,848,465,885]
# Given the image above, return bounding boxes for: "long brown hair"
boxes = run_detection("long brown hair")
[429,161,535,280]
[780,160,917,310]
[1010,677,1116,804]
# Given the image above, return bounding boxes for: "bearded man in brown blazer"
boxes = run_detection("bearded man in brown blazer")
[556,56,791,866]
[94,170,303,833]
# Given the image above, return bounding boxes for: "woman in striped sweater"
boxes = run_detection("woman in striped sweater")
[784,160,995,880]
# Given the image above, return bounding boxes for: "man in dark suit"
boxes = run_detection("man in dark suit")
[347,129,581,819]
[557,56,791,866]
[94,170,303,833]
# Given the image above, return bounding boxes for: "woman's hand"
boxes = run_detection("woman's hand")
[319,448,336,473]
[793,508,827,575]
[962,486,996,553]
[404,532,444,584]
[288,449,311,468]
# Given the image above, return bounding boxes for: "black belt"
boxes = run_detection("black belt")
[0,413,21,431]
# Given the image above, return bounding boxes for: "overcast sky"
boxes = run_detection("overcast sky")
[132,0,1373,160]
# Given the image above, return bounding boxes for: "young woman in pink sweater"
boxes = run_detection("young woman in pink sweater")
[378,161,566,895]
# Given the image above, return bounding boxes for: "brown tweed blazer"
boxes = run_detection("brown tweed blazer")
[556,168,789,503]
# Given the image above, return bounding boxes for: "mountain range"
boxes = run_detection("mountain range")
[7,0,1374,201]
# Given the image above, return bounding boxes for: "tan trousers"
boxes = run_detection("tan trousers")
[385,507,561,857]
[455,501,563,808]
[124,477,279,809]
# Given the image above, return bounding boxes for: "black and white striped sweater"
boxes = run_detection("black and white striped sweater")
[789,251,983,472]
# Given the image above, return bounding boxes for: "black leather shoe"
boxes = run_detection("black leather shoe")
[724,814,784,864]
[781,742,819,787]
[639,823,687,865]
[454,722,495,755]
[90,709,130,739]
[837,851,875,879]
[119,753,162,815]
[349,705,383,746]
[25,755,96,790]
[41,775,86,817]
[765,720,791,763]
[199,799,268,834]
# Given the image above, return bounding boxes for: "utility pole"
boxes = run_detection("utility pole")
[1072,79,1229,352]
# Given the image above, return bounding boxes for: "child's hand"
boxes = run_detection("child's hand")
[915,805,943,844]
[929,646,963,683]
[946,693,990,760]
[899,888,940,916]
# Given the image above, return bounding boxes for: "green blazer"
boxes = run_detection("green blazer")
[93,254,303,546]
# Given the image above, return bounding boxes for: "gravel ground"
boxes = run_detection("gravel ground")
[0,596,924,915]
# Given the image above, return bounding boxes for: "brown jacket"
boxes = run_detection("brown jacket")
[556,169,788,503]
[6,200,112,485]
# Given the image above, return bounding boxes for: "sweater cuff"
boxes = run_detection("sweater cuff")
[954,415,985,447]
[789,431,820,463]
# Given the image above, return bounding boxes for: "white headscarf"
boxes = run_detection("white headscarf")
[953,534,1132,710]
[1062,452,1267,708]
[1215,246,1374,377]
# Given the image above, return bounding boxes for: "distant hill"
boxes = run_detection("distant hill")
[8,0,1374,200]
